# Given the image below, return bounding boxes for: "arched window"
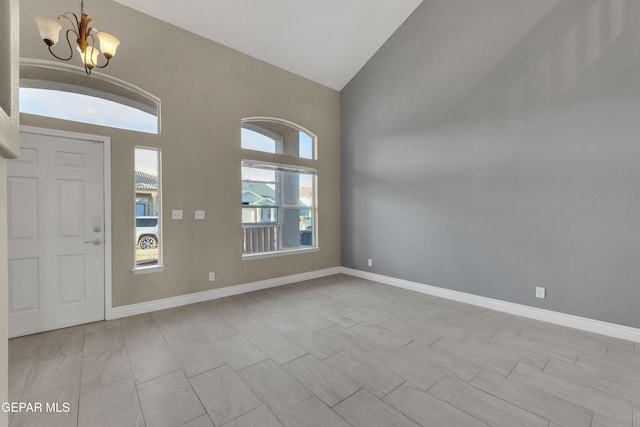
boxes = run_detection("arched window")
[19,59,160,134]
[241,118,317,257]
[241,117,315,160]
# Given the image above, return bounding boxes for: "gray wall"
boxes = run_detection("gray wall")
[341,0,640,328]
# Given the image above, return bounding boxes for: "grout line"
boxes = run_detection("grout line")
[506,362,520,378]
[379,381,406,401]
[330,387,364,408]
[541,357,550,371]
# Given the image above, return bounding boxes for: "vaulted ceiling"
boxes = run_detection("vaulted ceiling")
[113,0,423,90]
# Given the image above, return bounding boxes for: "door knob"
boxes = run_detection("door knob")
[84,238,102,245]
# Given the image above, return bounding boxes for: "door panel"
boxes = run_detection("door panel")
[8,258,39,312]
[8,130,105,337]
[8,176,38,240]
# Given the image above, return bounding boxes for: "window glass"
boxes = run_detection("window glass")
[135,147,162,267]
[241,118,315,159]
[241,128,276,153]
[299,132,314,159]
[20,88,158,134]
[242,161,316,255]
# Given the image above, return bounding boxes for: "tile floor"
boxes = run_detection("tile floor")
[7,274,640,427]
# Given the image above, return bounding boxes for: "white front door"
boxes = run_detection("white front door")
[8,129,106,337]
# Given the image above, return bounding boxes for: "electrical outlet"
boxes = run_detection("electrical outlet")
[208,272,215,282]
[172,210,183,220]
[195,210,206,220]
[367,259,373,267]
[535,287,546,299]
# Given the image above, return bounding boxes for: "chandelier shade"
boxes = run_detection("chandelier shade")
[33,17,62,46]
[34,0,120,75]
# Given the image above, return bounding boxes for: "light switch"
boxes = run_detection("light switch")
[195,210,205,220]
[172,210,183,220]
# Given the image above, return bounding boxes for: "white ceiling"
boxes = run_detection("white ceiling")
[113,0,423,91]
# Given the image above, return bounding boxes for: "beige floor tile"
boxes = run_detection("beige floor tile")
[285,328,346,360]
[429,376,549,427]
[283,354,360,407]
[122,322,166,351]
[324,348,404,398]
[591,412,632,427]
[78,377,144,427]
[181,415,214,427]
[80,348,132,392]
[9,383,80,427]
[257,312,305,335]
[333,389,418,427]
[222,405,283,427]
[471,369,593,426]
[213,335,268,371]
[21,352,82,400]
[239,359,310,415]
[245,332,306,365]
[279,397,351,427]
[128,341,180,384]
[171,338,224,377]
[138,371,205,427]
[544,358,640,402]
[82,325,125,358]
[384,382,487,426]
[370,346,444,390]
[190,365,261,426]
[9,274,640,427]
[8,355,36,401]
[36,326,85,361]
[510,362,633,424]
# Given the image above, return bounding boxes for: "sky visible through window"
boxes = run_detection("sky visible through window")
[20,87,158,134]
[242,165,313,202]
[135,147,159,175]
[241,128,313,159]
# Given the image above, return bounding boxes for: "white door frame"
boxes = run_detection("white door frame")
[19,125,113,320]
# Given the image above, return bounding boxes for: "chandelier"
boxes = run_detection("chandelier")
[34,0,120,75]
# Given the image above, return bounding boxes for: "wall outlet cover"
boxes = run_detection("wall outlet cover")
[208,272,215,281]
[535,287,546,299]
[195,210,206,220]
[172,210,183,220]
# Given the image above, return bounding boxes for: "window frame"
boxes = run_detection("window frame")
[132,146,165,274]
[241,116,317,160]
[20,59,161,134]
[241,159,318,259]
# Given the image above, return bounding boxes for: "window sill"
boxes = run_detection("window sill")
[131,265,166,275]
[242,247,319,260]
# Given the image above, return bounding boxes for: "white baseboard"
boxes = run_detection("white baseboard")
[110,264,640,343]
[111,267,342,319]
[341,267,640,343]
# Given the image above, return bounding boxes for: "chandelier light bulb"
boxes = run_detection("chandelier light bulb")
[77,45,100,69]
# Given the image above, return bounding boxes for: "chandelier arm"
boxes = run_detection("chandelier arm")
[47,28,77,62]
[93,56,110,69]
[59,12,80,35]
[87,33,100,68]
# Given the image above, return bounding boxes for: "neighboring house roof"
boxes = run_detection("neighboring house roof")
[242,182,275,199]
[135,171,158,191]
[242,182,310,207]
[255,198,276,206]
